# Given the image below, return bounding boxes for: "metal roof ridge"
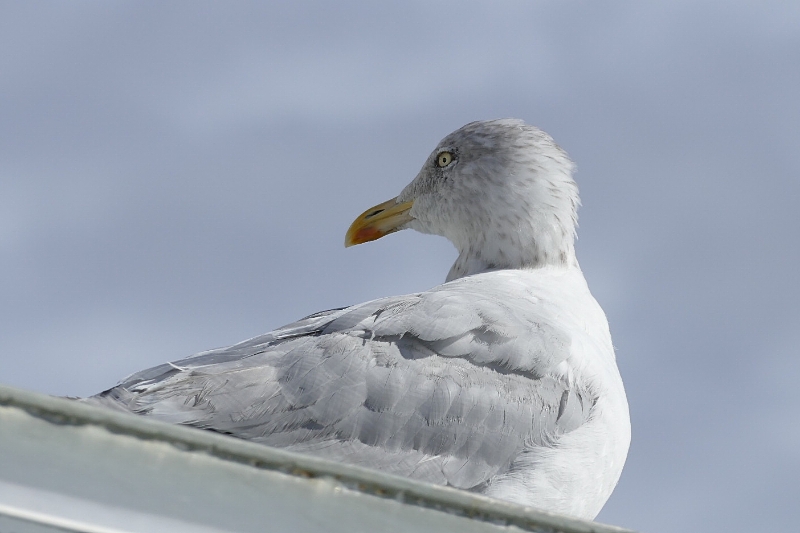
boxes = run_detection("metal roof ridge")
[0,384,635,533]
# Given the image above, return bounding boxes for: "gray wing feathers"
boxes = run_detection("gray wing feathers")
[93,273,592,490]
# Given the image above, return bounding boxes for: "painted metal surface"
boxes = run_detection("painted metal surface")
[0,385,635,533]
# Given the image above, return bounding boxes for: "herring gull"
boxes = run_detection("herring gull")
[86,119,630,519]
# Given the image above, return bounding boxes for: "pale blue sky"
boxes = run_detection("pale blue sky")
[2,2,799,531]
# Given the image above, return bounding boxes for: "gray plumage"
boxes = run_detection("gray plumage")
[87,119,630,519]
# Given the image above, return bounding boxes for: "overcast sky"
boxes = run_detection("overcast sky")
[2,2,798,532]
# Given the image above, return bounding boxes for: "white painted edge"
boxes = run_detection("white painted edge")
[0,384,636,533]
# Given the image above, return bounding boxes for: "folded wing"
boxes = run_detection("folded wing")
[93,271,593,490]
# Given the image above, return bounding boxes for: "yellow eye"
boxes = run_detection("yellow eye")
[436,151,454,168]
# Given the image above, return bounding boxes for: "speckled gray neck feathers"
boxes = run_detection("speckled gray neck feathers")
[397,119,579,281]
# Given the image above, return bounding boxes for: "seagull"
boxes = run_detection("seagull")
[86,119,630,519]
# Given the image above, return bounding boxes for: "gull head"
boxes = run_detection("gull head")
[346,119,580,281]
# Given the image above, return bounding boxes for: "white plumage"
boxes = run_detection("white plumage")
[87,119,630,519]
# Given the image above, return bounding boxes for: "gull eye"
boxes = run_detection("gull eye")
[436,151,454,168]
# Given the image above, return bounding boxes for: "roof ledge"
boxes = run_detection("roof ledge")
[0,384,635,533]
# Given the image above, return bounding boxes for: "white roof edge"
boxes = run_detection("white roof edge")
[0,384,635,533]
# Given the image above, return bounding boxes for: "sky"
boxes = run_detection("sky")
[1,2,798,531]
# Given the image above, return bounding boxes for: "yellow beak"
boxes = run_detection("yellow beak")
[345,197,415,247]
